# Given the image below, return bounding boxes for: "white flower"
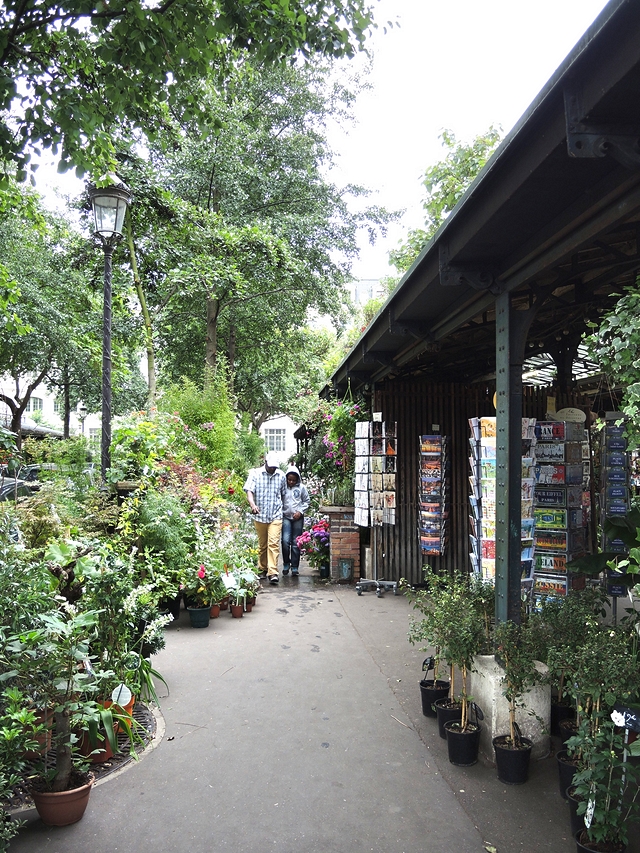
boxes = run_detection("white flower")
[611,709,626,727]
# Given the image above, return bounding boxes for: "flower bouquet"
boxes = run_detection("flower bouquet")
[296,518,330,571]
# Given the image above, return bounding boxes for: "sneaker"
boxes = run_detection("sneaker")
[282,566,290,575]
[291,569,299,576]
[269,574,279,584]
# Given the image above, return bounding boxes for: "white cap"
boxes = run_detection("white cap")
[265,452,278,467]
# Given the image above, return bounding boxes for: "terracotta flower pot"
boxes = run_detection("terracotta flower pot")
[210,603,221,618]
[230,603,243,618]
[32,773,94,826]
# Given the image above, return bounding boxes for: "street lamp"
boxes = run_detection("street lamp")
[77,402,88,435]
[88,177,132,480]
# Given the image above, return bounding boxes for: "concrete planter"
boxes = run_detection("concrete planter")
[469,654,550,762]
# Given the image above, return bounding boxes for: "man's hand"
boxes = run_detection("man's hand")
[293,511,302,520]
[251,505,260,514]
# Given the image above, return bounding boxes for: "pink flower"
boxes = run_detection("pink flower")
[198,565,206,579]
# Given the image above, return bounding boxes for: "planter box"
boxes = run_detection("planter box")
[469,654,550,763]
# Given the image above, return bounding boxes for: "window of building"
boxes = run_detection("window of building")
[53,398,63,414]
[264,428,286,452]
[26,397,43,412]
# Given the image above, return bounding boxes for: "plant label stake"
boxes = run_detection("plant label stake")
[112,683,132,707]
[585,782,597,829]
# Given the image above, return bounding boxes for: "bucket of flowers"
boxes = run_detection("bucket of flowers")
[296,518,330,578]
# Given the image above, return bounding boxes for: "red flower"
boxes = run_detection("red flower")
[198,565,206,579]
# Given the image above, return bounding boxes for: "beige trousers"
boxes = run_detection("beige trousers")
[254,520,282,576]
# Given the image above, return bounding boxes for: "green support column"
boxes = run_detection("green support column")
[495,293,524,624]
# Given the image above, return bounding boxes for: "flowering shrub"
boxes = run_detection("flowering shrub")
[299,396,367,506]
[296,518,330,570]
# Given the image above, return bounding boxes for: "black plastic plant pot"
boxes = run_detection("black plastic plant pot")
[434,697,462,740]
[566,786,586,838]
[574,829,626,853]
[492,735,533,784]
[550,700,575,738]
[419,680,450,718]
[558,717,578,745]
[444,721,481,766]
[556,749,578,800]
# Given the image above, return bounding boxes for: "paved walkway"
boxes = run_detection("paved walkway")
[9,570,638,853]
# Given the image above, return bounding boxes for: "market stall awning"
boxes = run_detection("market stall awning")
[331,0,640,395]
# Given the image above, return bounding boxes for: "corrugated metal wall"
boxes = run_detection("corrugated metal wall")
[373,380,591,585]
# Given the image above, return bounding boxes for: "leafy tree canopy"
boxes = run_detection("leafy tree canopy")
[0,0,378,182]
[389,126,502,274]
[585,282,640,447]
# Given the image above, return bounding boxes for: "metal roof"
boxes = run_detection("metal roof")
[330,0,640,396]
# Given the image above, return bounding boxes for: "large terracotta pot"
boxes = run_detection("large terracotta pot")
[32,774,94,826]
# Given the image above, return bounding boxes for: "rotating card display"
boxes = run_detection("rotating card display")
[468,417,537,583]
[532,420,590,602]
[353,416,398,527]
[419,435,448,555]
[600,414,631,596]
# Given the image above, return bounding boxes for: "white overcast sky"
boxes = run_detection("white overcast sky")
[332,0,611,280]
[38,0,612,281]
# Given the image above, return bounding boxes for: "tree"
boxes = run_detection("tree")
[0,0,377,182]
[584,282,640,444]
[389,126,502,274]
[0,186,145,443]
[117,61,394,421]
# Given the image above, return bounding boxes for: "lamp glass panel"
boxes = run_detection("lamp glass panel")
[93,195,127,237]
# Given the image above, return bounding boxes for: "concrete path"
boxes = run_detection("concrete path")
[9,572,637,853]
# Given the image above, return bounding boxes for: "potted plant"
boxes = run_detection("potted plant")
[492,617,541,784]
[571,712,640,852]
[230,587,247,618]
[439,575,486,766]
[208,574,228,618]
[536,589,607,737]
[182,564,215,627]
[562,620,639,842]
[402,575,450,718]
[1,609,112,825]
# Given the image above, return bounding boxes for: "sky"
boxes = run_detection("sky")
[37,0,612,282]
[328,0,612,281]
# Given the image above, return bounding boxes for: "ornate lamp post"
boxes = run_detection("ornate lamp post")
[77,402,88,436]
[88,178,132,480]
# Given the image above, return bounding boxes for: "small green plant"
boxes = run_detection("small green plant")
[572,714,640,849]
[536,588,608,708]
[493,618,541,748]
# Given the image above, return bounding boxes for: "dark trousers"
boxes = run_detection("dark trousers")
[282,516,304,568]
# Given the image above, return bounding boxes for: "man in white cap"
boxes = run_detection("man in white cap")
[243,452,287,583]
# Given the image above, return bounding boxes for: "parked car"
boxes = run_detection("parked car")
[0,479,33,501]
